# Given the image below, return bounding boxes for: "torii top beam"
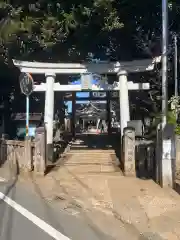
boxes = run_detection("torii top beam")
[13,57,161,75]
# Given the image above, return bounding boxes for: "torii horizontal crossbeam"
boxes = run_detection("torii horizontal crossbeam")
[33,82,150,92]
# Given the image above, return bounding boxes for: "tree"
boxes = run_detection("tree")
[0,0,179,134]
[1,0,179,62]
[0,0,124,62]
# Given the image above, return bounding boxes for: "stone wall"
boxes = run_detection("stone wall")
[0,135,46,176]
[176,135,180,180]
[0,139,34,171]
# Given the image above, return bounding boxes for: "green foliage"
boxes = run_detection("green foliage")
[167,110,180,135]
[175,125,180,135]
[0,0,125,61]
[168,97,180,135]
[0,0,178,62]
[0,0,179,124]
[167,111,176,125]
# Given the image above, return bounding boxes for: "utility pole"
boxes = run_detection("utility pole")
[162,0,168,126]
[161,0,174,188]
[174,34,178,120]
[174,34,178,98]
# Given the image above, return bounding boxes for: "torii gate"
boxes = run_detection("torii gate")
[13,57,161,161]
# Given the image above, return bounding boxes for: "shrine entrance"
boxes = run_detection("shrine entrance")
[13,58,160,161]
[63,91,120,137]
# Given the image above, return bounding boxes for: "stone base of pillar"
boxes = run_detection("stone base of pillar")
[34,127,46,175]
[46,143,54,163]
[155,124,175,188]
[161,124,175,188]
[122,127,136,177]
[24,136,33,172]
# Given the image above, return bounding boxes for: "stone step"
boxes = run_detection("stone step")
[68,150,115,153]
[64,158,117,161]
[66,159,116,163]
[66,154,116,159]
[66,157,114,160]
[71,143,113,146]
[64,161,116,165]
[63,156,119,164]
[68,155,115,158]
[66,156,116,159]
[70,148,114,151]
[71,145,89,148]
[63,165,120,173]
[61,144,120,174]
[66,155,115,159]
[71,144,113,150]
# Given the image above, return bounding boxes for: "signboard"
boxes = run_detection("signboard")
[81,73,92,90]
[19,72,34,96]
[19,72,34,137]
[92,92,106,98]
[110,91,119,98]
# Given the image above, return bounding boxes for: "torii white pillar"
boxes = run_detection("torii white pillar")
[44,73,55,161]
[118,71,130,136]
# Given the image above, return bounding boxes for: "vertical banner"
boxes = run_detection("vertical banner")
[81,73,92,90]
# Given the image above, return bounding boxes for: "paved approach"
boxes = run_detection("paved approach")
[0,179,113,240]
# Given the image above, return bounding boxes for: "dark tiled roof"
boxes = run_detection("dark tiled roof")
[76,102,106,113]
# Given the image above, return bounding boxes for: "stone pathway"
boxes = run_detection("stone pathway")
[1,141,180,239]
[16,170,180,239]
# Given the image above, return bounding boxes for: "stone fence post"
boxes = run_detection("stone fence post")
[0,134,9,166]
[24,136,33,172]
[176,135,180,179]
[122,127,136,176]
[160,124,175,188]
[34,127,46,175]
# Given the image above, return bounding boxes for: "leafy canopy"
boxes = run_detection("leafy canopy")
[0,0,178,62]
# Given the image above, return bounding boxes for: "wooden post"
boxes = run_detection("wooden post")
[24,136,33,171]
[106,91,111,134]
[34,127,46,175]
[71,92,76,139]
[123,127,136,176]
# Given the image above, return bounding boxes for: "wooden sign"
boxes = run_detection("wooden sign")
[81,73,92,90]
